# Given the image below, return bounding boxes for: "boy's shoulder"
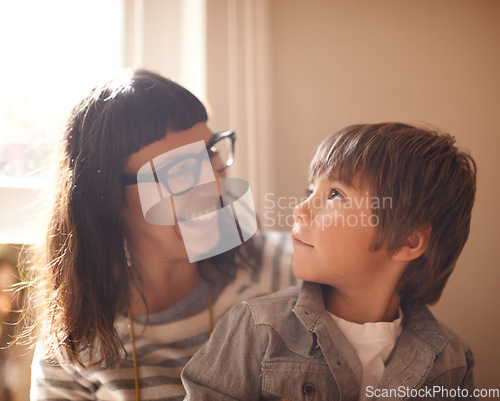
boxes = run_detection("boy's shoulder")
[403,301,472,350]
[240,282,326,330]
[436,319,472,352]
[240,282,322,337]
[401,302,474,384]
[241,286,300,333]
[246,284,300,302]
[432,316,474,376]
[243,285,301,324]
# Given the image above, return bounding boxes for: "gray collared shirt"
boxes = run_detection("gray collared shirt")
[182,281,475,400]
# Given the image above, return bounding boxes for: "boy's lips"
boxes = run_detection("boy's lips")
[291,234,313,248]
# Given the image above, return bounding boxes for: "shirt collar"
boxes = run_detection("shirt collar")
[293,281,450,353]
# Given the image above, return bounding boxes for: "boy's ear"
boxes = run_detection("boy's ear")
[392,224,432,262]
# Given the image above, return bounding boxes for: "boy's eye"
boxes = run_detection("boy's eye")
[328,188,344,201]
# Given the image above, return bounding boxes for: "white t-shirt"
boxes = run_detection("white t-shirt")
[329,309,403,401]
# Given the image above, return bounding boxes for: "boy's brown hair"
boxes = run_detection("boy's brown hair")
[309,122,476,304]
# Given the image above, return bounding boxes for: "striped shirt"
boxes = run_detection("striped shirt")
[31,230,296,400]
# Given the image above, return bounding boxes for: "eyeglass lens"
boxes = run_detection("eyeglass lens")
[210,136,233,172]
[165,157,199,195]
[159,136,233,195]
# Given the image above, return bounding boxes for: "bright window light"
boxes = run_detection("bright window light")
[0,0,123,243]
[0,0,123,185]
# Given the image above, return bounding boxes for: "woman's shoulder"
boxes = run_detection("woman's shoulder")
[253,230,295,280]
[256,230,293,257]
[229,230,296,296]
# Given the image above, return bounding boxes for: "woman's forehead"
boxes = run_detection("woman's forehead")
[124,122,212,173]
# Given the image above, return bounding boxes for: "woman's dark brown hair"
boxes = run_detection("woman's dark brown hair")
[309,122,476,305]
[32,69,253,367]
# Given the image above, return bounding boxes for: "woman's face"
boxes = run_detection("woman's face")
[122,122,226,264]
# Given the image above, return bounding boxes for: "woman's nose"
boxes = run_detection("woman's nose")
[196,158,224,184]
[197,159,225,196]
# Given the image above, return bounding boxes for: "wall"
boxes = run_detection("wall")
[123,0,206,98]
[268,0,500,388]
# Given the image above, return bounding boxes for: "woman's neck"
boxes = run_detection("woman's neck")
[128,254,202,316]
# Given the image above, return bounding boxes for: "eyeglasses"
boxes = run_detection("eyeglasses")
[123,130,235,196]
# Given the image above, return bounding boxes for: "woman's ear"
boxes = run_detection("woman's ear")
[392,224,432,262]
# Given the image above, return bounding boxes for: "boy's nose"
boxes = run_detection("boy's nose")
[293,200,310,224]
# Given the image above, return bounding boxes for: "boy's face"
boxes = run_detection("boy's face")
[291,173,394,291]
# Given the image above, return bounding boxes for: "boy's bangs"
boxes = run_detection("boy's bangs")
[308,125,368,187]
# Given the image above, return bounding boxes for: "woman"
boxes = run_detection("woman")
[30,69,295,400]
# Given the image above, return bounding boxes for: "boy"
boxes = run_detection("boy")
[182,123,476,400]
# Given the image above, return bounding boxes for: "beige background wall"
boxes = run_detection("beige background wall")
[263,0,499,389]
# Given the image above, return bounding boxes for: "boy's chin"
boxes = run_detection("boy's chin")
[291,261,313,283]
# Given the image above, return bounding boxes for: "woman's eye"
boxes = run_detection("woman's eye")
[305,189,313,197]
[208,147,219,159]
[167,159,195,179]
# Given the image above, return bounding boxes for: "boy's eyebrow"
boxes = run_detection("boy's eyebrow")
[325,175,362,192]
[310,172,361,191]
[325,175,347,186]
[327,175,341,183]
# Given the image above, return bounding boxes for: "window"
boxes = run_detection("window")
[0,0,123,243]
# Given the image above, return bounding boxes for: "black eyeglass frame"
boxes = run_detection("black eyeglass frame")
[123,130,235,196]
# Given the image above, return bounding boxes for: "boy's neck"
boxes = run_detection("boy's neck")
[324,285,401,324]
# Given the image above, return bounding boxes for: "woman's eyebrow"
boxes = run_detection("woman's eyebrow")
[153,150,197,170]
